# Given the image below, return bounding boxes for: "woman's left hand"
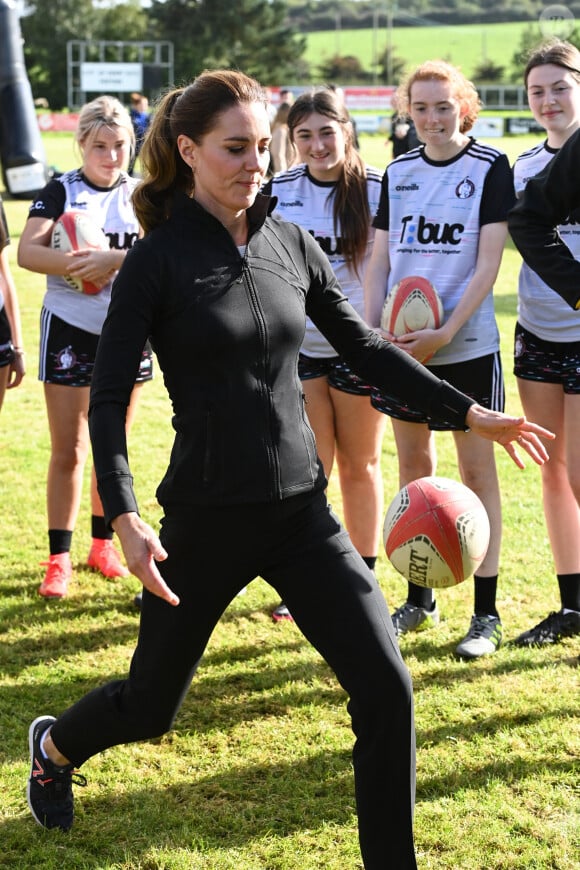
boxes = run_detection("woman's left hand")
[465,404,555,468]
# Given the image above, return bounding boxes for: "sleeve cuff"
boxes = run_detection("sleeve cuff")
[96,471,139,528]
[429,380,476,430]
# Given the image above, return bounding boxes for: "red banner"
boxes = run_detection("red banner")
[268,86,396,110]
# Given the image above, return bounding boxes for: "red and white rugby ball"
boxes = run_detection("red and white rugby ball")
[380,275,444,336]
[384,476,490,589]
[51,211,109,295]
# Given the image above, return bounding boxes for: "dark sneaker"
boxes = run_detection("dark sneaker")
[272,602,294,623]
[513,609,580,647]
[391,602,440,637]
[27,715,86,831]
[456,615,503,658]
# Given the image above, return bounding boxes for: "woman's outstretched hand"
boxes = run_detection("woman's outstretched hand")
[465,404,555,469]
[111,511,179,606]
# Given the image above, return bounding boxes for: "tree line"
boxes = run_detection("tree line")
[287,0,580,29]
[18,0,580,110]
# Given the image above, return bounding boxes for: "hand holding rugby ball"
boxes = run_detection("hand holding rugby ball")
[380,275,444,336]
[51,211,109,295]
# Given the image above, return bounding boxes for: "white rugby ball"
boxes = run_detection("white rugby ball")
[380,275,444,336]
[51,211,109,295]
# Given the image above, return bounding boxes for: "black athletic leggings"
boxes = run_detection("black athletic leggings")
[51,491,417,869]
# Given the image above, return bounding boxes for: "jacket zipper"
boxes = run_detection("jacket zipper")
[240,257,281,498]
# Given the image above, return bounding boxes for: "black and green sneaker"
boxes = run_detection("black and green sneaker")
[513,609,580,647]
[456,614,503,658]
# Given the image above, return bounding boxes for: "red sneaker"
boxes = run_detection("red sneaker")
[39,553,72,598]
[87,539,129,578]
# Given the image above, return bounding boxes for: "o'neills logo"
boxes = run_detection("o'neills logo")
[279,199,303,208]
[395,183,420,191]
[408,547,429,585]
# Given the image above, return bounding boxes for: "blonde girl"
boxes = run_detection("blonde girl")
[18,95,151,598]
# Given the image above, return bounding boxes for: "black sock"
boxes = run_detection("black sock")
[557,573,580,612]
[407,582,435,610]
[473,574,499,618]
[48,529,73,556]
[91,515,113,541]
[362,556,377,571]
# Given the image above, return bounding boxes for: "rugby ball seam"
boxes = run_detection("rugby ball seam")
[381,276,444,336]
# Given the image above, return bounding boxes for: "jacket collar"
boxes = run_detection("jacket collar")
[172,191,276,238]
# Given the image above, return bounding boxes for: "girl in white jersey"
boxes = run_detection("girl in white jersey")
[18,96,151,600]
[365,60,515,658]
[263,87,387,621]
[510,41,580,647]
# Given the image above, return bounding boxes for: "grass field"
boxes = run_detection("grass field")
[0,132,578,869]
[304,20,543,81]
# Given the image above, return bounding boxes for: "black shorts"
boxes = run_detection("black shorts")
[39,307,153,387]
[0,306,14,368]
[370,351,505,431]
[514,322,580,394]
[298,353,372,396]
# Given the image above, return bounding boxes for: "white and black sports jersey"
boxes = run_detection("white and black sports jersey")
[28,169,139,335]
[264,162,383,357]
[373,139,515,365]
[514,140,580,342]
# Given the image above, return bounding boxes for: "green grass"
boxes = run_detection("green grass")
[42,132,80,175]
[0,132,578,869]
[305,21,541,81]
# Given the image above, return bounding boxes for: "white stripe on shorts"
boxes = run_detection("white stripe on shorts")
[38,306,53,383]
[490,351,504,413]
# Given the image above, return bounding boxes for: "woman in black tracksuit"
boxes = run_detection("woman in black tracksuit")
[27,70,553,870]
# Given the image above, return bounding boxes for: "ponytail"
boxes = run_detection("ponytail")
[132,88,191,234]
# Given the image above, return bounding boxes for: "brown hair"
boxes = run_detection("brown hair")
[396,60,481,134]
[287,88,370,275]
[133,69,268,234]
[272,101,292,129]
[524,39,580,87]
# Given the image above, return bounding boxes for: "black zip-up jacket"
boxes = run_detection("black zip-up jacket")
[89,193,474,526]
[508,127,580,311]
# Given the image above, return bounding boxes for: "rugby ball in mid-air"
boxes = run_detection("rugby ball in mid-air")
[380,275,444,336]
[383,476,490,589]
[51,211,109,295]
